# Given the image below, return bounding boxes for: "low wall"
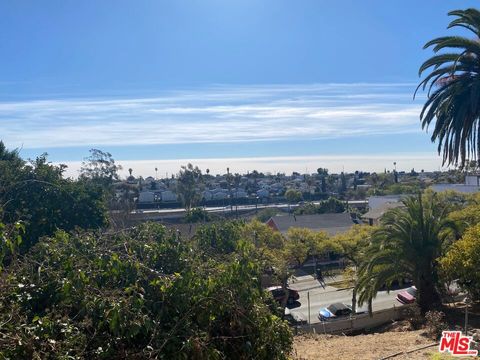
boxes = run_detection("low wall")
[297,304,416,335]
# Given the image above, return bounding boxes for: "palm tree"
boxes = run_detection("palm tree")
[356,193,455,313]
[417,8,480,167]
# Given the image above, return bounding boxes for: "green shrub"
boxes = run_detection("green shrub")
[0,222,292,359]
[184,207,212,223]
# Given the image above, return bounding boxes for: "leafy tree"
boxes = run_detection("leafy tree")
[241,220,289,287]
[316,168,328,176]
[417,8,480,167]
[284,228,333,267]
[447,191,480,235]
[195,221,243,255]
[1,153,108,249]
[284,189,302,204]
[294,197,345,215]
[242,219,285,250]
[80,149,122,187]
[184,207,211,223]
[356,194,455,313]
[333,225,375,313]
[440,223,480,300]
[177,163,203,211]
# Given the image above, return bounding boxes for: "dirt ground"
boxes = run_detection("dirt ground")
[293,329,445,360]
[293,303,480,360]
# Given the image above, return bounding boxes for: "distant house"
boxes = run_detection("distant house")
[367,195,405,211]
[160,190,177,202]
[266,213,355,236]
[465,175,480,186]
[431,175,480,194]
[363,201,404,225]
[363,195,406,225]
[212,189,228,200]
[138,191,155,203]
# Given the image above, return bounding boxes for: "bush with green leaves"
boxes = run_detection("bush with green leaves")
[183,207,212,223]
[294,197,345,215]
[0,222,292,359]
[0,144,108,252]
[0,221,24,271]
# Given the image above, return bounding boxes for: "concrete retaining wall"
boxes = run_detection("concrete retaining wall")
[297,304,416,335]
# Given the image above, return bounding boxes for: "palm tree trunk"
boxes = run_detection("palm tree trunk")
[417,269,441,313]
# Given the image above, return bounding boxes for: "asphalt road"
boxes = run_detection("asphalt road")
[133,200,368,215]
[289,286,405,324]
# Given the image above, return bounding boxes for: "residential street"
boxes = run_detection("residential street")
[288,276,405,324]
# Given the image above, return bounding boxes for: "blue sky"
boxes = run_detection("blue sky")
[1,1,479,176]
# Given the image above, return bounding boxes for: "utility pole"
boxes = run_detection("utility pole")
[308,291,311,325]
[465,296,470,336]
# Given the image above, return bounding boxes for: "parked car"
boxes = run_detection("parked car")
[318,302,352,321]
[267,286,300,304]
[396,286,417,304]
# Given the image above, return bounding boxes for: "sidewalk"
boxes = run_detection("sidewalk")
[288,274,345,292]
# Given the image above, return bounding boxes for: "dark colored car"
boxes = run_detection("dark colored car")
[396,286,417,304]
[318,302,352,321]
[267,286,300,304]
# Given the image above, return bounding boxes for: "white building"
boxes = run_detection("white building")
[465,175,480,186]
[367,195,405,211]
[431,175,480,194]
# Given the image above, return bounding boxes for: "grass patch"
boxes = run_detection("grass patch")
[328,280,353,289]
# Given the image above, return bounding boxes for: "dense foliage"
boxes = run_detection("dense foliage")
[332,225,375,313]
[183,207,212,223]
[440,223,480,301]
[0,144,108,252]
[284,189,302,203]
[80,149,122,188]
[176,164,203,211]
[294,197,345,215]
[0,222,292,359]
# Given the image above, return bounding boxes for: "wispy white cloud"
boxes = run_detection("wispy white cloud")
[0,83,425,149]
